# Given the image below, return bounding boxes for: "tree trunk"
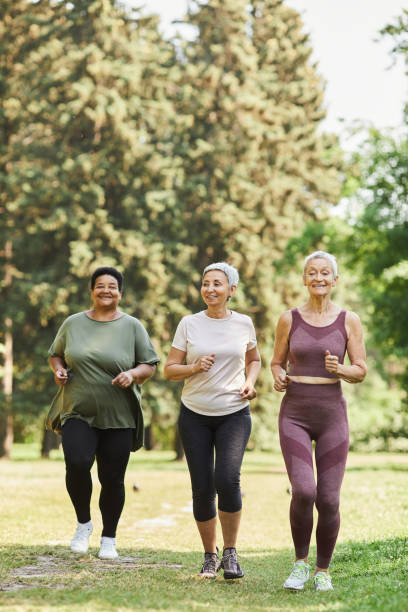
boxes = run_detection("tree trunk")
[0,240,13,458]
[144,424,154,451]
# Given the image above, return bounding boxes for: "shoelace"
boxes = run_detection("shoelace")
[314,573,329,586]
[222,551,238,567]
[291,565,308,578]
[202,554,218,573]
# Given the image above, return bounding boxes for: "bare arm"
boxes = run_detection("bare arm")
[325,311,367,383]
[49,356,68,386]
[270,311,291,392]
[239,346,262,400]
[164,347,215,382]
[112,363,157,388]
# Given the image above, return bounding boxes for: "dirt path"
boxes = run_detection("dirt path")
[0,553,183,592]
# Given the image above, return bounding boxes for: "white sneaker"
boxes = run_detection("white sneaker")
[98,536,118,560]
[70,521,93,554]
[284,560,310,590]
[313,571,333,591]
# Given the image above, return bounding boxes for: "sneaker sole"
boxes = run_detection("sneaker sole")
[70,543,89,554]
[315,586,334,592]
[199,573,218,579]
[284,583,305,590]
[224,572,244,580]
[71,548,89,554]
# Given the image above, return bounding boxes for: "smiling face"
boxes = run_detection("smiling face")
[303,257,337,297]
[90,274,122,310]
[201,270,235,309]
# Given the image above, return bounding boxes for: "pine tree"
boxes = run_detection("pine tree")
[3,0,179,442]
[167,0,342,445]
[0,0,52,456]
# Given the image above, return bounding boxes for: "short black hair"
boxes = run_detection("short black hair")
[91,267,123,292]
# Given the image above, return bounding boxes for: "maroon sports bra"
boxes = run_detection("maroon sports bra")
[288,308,347,378]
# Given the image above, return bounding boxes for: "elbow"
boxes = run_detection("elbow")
[354,363,367,383]
[359,366,368,382]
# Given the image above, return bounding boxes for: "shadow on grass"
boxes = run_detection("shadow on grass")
[0,538,407,611]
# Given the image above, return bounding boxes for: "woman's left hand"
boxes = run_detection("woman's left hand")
[112,371,134,388]
[240,381,257,400]
[325,350,339,374]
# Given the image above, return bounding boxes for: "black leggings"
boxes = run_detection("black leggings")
[178,403,252,522]
[61,418,133,538]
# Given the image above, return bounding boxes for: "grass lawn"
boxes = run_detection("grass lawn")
[0,445,407,611]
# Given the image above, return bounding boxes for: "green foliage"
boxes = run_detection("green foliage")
[341,128,408,397]
[167,0,342,444]
[335,11,408,404]
[2,0,342,449]
[2,0,181,430]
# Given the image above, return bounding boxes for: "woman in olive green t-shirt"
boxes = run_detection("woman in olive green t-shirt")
[47,267,159,560]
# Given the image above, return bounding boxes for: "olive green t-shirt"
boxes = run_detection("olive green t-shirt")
[47,312,160,450]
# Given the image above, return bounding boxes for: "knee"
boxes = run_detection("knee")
[192,488,216,522]
[215,475,241,513]
[99,472,124,490]
[193,486,216,505]
[292,484,316,510]
[316,495,340,518]
[65,454,93,473]
[215,469,240,496]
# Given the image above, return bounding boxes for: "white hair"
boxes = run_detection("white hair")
[202,262,239,287]
[303,251,338,276]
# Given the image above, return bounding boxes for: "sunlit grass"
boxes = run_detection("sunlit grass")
[1,448,407,610]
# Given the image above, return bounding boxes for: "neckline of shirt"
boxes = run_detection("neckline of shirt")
[83,311,127,323]
[200,310,234,321]
[296,308,343,329]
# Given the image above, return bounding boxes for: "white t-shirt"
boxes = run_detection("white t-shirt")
[171,310,257,416]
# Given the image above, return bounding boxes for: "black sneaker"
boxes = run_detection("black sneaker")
[221,547,244,580]
[199,550,221,578]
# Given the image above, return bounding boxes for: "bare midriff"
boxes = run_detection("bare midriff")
[288,376,339,385]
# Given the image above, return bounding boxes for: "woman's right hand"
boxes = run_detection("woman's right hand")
[273,369,290,392]
[54,368,68,386]
[191,354,215,374]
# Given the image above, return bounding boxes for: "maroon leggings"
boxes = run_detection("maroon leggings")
[279,382,349,569]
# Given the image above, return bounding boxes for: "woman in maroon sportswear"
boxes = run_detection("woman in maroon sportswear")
[270,251,367,592]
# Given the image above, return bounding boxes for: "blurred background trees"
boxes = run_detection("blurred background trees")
[1,0,407,457]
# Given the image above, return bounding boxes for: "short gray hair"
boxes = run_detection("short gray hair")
[202,262,239,287]
[303,251,338,277]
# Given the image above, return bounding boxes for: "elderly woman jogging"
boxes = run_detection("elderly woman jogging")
[164,262,261,580]
[47,266,159,560]
[270,251,367,592]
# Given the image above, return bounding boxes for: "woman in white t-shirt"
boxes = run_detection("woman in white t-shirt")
[164,262,261,580]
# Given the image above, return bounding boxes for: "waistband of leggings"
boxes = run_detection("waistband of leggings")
[284,381,343,400]
[180,401,250,418]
